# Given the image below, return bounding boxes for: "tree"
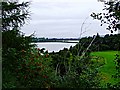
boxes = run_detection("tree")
[91,0,120,88]
[91,0,120,33]
[2,1,30,31]
[2,1,33,53]
[2,1,33,88]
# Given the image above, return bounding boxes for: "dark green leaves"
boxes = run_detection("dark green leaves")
[2,1,30,31]
[91,1,120,33]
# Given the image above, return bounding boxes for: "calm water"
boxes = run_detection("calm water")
[33,42,78,52]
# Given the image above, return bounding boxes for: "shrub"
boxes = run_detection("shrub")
[12,48,54,88]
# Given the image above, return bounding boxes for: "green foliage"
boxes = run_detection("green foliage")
[2,1,30,31]
[107,52,120,89]
[50,67,100,88]
[2,0,115,88]
[14,48,53,88]
[2,70,19,88]
[2,47,55,88]
[91,1,120,33]
[2,0,35,88]
[91,51,119,88]
[2,30,34,51]
[2,30,35,72]
[2,0,32,72]
[75,34,120,52]
[50,47,101,88]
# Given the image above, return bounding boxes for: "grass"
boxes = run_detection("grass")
[91,51,119,87]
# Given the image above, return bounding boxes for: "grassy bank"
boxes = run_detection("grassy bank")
[91,51,119,87]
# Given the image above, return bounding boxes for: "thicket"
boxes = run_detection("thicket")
[2,1,102,88]
[2,0,120,89]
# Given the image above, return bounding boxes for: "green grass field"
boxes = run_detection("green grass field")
[91,51,119,87]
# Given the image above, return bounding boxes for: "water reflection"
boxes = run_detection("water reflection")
[33,42,78,52]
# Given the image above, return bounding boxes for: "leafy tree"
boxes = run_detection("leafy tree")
[91,0,120,88]
[91,0,120,33]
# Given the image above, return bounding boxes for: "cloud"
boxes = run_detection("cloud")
[29,0,104,19]
[32,0,89,3]
[20,0,112,38]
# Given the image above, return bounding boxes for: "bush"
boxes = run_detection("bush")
[50,51,101,88]
[14,48,54,88]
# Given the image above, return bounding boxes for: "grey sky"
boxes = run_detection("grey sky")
[19,0,117,38]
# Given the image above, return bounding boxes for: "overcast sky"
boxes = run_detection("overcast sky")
[19,0,117,38]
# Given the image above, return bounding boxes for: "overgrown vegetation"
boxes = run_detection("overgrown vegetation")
[91,0,120,88]
[2,0,120,89]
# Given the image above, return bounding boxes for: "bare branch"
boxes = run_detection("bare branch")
[77,16,89,56]
[80,34,97,60]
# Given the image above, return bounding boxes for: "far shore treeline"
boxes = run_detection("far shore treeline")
[2,0,120,88]
[31,37,79,43]
[74,33,120,52]
[33,33,120,52]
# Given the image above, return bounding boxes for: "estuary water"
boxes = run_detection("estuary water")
[33,42,78,52]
